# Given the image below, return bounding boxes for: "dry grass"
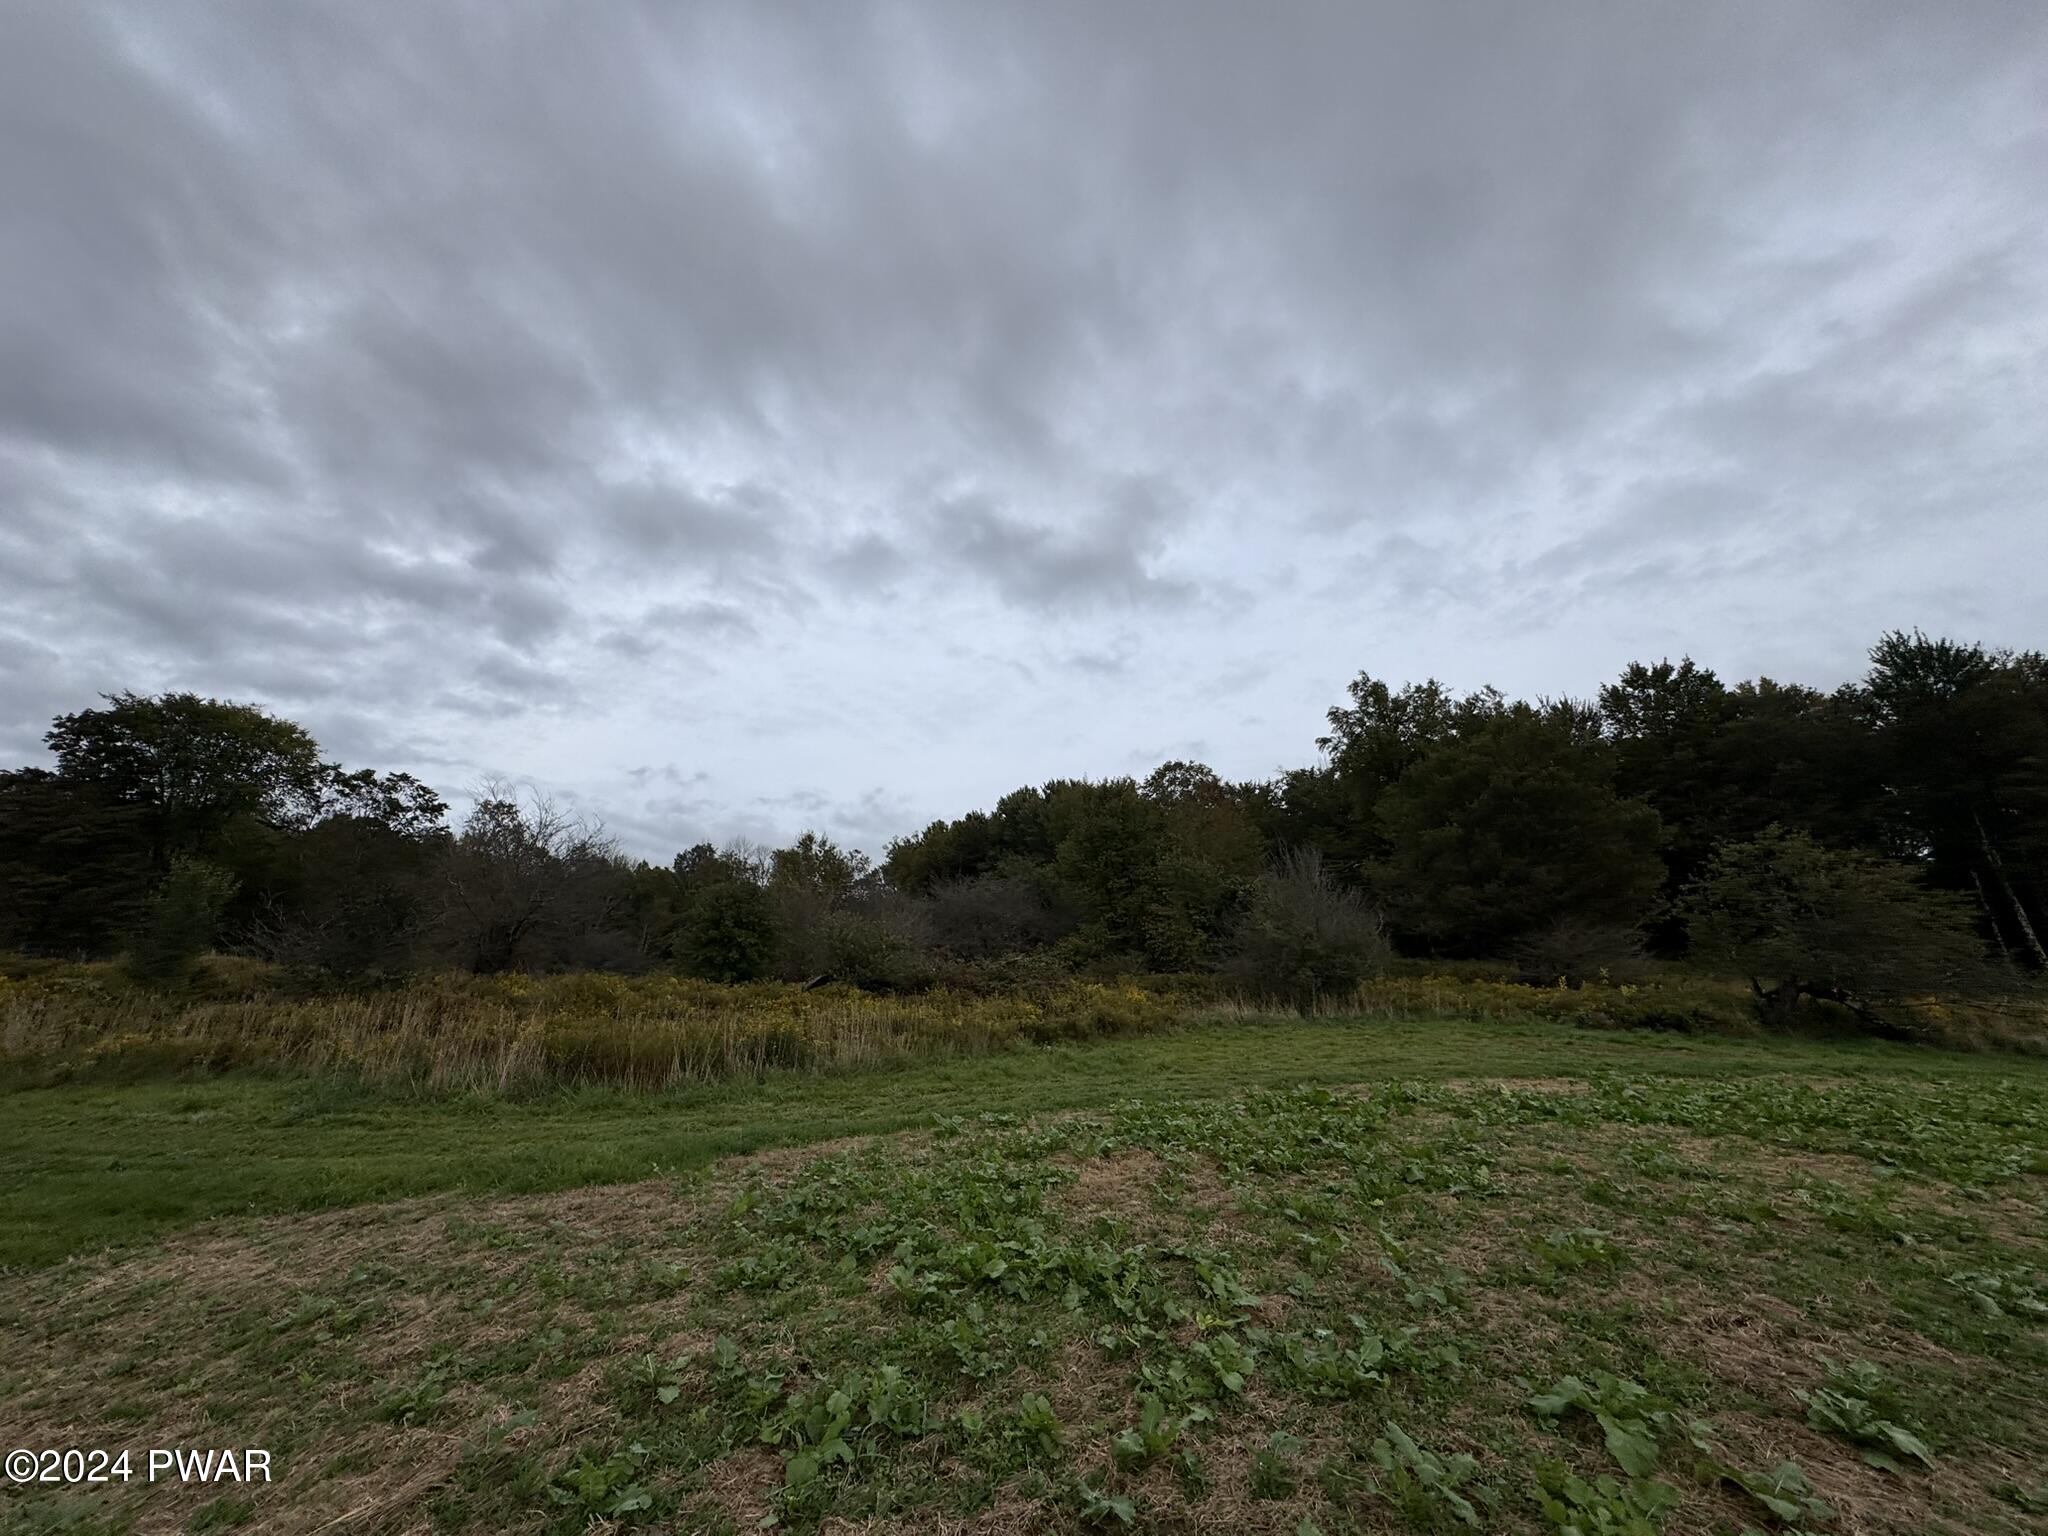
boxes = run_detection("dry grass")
[1051,1148,1169,1224]
[5,958,2040,1108]
[0,966,1177,1093]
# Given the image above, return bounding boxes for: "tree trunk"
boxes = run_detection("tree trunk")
[1750,976,1804,1030]
[1977,813,2048,969]
[1970,868,2015,967]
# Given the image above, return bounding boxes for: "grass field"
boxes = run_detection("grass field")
[3,1017,2045,1534]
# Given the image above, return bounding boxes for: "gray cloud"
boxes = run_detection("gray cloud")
[2,0,2043,857]
[926,478,1197,614]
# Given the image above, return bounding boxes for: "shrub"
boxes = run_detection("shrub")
[928,950,1080,994]
[125,858,240,984]
[1032,982,1174,1041]
[1345,973,1755,1036]
[679,881,777,983]
[1509,917,1648,988]
[823,908,935,992]
[929,873,1066,958]
[1225,849,1390,1011]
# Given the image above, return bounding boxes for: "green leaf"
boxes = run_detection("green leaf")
[1595,1412,1660,1478]
[1879,1423,1934,1467]
[1751,1487,1802,1519]
[1530,1376,1588,1417]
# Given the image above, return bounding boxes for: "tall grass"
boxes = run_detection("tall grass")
[1326,972,2042,1050]
[4,959,2036,1096]
[0,966,1177,1093]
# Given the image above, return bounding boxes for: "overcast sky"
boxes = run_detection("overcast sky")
[3,3,2043,859]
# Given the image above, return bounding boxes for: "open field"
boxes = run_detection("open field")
[4,1018,2045,1534]
[2,1015,2036,1271]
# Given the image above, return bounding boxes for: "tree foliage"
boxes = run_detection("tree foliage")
[1,627,2038,1027]
[1858,630,2048,967]
[0,769,152,956]
[678,878,777,983]
[430,788,623,974]
[1684,827,1991,1028]
[127,857,241,983]
[46,692,332,860]
[1374,704,1663,955]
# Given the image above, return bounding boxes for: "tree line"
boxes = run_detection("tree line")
[1,630,2042,1023]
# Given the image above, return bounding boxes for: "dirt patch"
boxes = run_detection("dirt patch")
[1430,1205,1535,1279]
[1894,1181,2048,1249]
[1156,1145,1236,1204]
[1734,1144,1898,1192]
[1667,1298,1813,1396]
[1462,1284,1569,1357]
[1640,1277,1984,1421]
[62,1195,470,1304]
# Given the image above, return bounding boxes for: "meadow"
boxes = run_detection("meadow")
[2,1002,2045,1535]
[0,964,1180,1095]
[5,959,2037,1106]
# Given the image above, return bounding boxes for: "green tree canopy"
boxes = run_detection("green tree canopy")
[126,856,240,982]
[1309,674,1479,876]
[0,769,153,956]
[1683,826,1993,1029]
[1375,705,1663,955]
[1856,630,2048,967]
[46,692,332,859]
[678,878,777,983]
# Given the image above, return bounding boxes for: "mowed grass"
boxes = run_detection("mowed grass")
[1,1018,2045,1535]
[3,1015,2033,1272]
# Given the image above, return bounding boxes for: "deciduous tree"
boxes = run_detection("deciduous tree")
[1683,826,1990,1029]
[1375,705,1663,955]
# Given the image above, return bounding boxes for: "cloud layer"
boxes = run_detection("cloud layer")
[4,2,2043,856]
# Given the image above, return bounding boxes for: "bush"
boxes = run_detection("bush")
[1029,982,1175,1041]
[1224,849,1390,1011]
[1509,917,1649,988]
[928,950,1079,995]
[929,874,1066,958]
[678,882,777,983]
[124,858,240,984]
[1348,972,1756,1035]
[822,908,935,992]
